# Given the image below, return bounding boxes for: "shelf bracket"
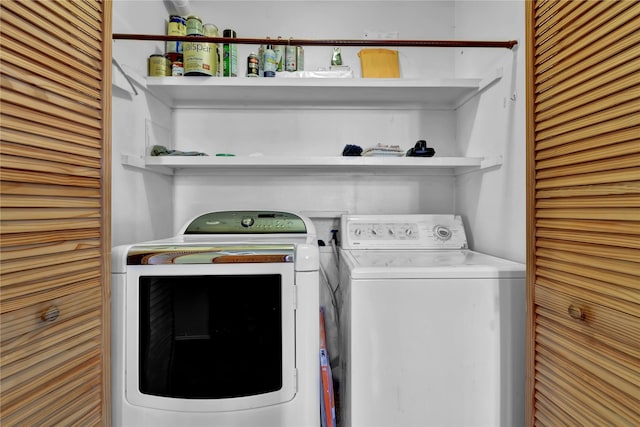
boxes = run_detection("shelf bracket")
[480,155,503,170]
[455,155,503,176]
[121,154,174,176]
[454,67,503,109]
[112,57,138,95]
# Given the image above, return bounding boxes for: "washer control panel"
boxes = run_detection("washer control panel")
[340,214,468,249]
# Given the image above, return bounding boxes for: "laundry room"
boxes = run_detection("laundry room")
[110,0,526,425]
[4,0,638,424]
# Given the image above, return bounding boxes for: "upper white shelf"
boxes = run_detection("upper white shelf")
[143,71,502,109]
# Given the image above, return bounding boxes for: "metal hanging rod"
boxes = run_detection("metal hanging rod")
[112,34,518,49]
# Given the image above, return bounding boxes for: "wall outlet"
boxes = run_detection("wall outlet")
[363,30,399,40]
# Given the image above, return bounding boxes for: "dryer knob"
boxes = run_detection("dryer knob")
[241,217,255,227]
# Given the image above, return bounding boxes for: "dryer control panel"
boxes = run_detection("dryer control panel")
[340,214,468,250]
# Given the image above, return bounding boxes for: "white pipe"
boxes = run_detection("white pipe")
[168,0,191,16]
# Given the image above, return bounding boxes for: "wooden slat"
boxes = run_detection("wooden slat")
[536,246,639,277]
[0,194,101,209]
[535,284,640,348]
[0,74,101,120]
[535,167,640,189]
[1,310,101,366]
[0,19,101,91]
[533,393,572,427]
[536,356,638,425]
[1,115,101,148]
[535,369,624,426]
[1,247,101,276]
[536,43,640,108]
[0,155,100,178]
[536,99,640,141]
[1,128,101,160]
[0,277,101,314]
[537,285,640,346]
[536,371,606,427]
[534,1,591,45]
[0,326,101,383]
[536,79,640,129]
[536,194,640,209]
[534,0,570,22]
[534,387,578,426]
[0,25,101,90]
[536,181,640,199]
[537,349,640,421]
[535,1,638,69]
[41,386,101,427]
[39,0,103,42]
[0,207,101,222]
[535,207,640,221]
[1,287,101,343]
[535,2,604,67]
[0,181,101,199]
[0,347,101,423]
[1,142,101,169]
[1,87,102,130]
[536,320,640,394]
[0,258,102,290]
[0,102,102,139]
[536,228,640,249]
[2,0,101,60]
[0,229,100,247]
[0,355,100,422]
[0,61,100,109]
[535,114,638,150]
[536,59,639,120]
[534,2,638,76]
[1,315,101,371]
[0,218,101,234]
[536,267,640,310]
[536,153,639,178]
[536,257,638,289]
[537,138,640,169]
[0,169,100,188]
[68,0,103,29]
[537,238,640,263]
[1,237,100,263]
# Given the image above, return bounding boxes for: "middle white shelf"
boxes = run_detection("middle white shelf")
[121,154,503,176]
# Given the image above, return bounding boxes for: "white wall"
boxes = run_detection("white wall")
[453,0,526,262]
[111,0,525,261]
[112,0,175,246]
[166,0,462,239]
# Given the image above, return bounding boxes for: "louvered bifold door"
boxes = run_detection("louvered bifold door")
[0,0,111,425]
[526,0,640,426]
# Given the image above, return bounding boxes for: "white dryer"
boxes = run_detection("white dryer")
[338,214,525,427]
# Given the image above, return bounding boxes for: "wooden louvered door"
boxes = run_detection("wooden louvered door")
[526,0,640,425]
[0,0,111,425]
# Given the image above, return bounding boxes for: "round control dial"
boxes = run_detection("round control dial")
[240,217,255,227]
[433,225,452,241]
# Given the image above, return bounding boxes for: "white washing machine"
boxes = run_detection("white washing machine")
[338,214,526,427]
[111,210,320,426]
